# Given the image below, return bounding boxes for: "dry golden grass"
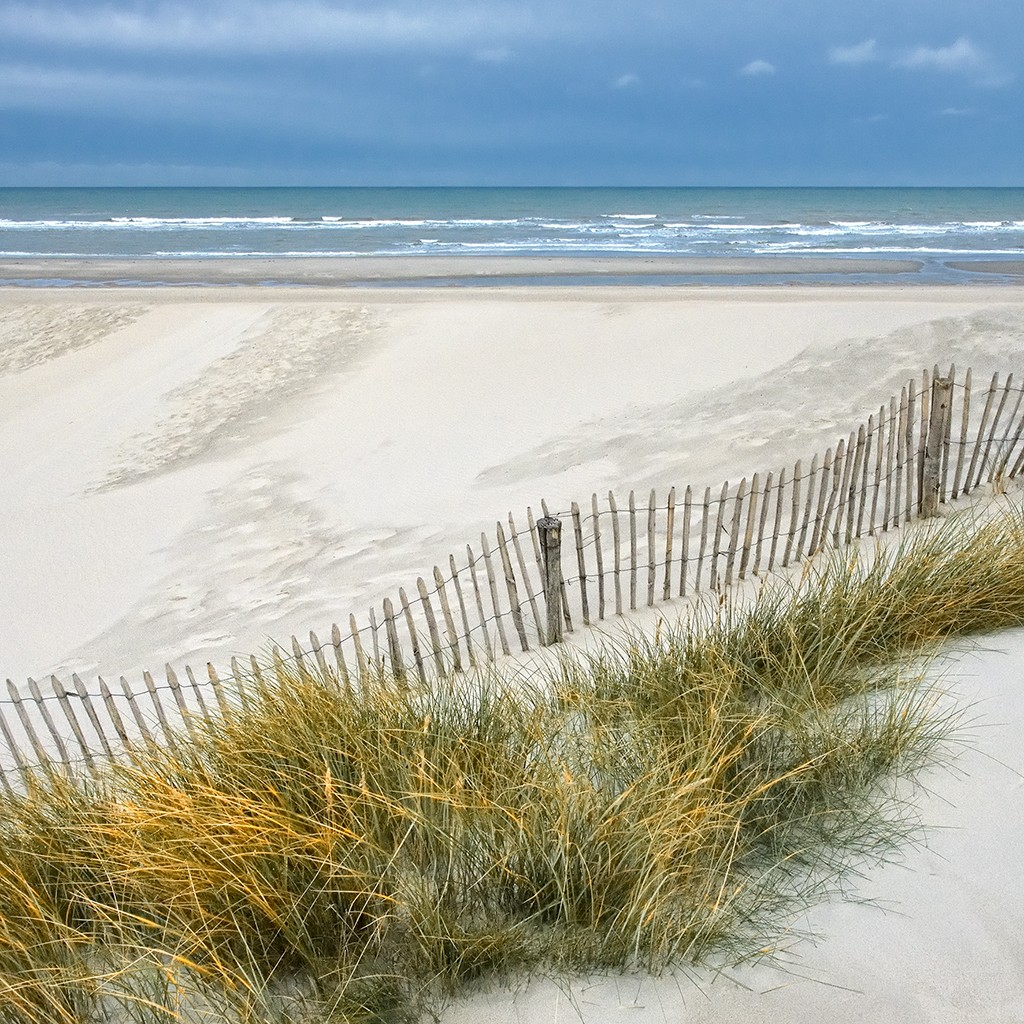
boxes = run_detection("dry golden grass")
[3,505,1023,1023]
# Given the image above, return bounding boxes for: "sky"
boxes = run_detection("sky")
[0,0,1022,187]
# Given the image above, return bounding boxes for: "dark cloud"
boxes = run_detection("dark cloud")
[0,1,1022,184]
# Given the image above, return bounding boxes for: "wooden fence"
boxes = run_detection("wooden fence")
[2,363,1022,788]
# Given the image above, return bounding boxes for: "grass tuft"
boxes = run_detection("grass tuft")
[3,505,1024,1022]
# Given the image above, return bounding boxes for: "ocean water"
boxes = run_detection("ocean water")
[2,186,1024,283]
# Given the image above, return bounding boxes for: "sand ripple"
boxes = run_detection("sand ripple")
[99,305,378,488]
[0,303,146,375]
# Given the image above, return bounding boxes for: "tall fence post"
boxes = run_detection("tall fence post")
[923,374,953,517]
[536,516,564,645]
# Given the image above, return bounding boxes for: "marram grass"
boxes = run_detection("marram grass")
[3,506,1023,1023]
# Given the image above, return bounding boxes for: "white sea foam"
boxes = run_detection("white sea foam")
[3,192,1024,270]
[109,216,296,226]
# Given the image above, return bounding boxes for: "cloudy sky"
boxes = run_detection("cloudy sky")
[1,0,1021,186]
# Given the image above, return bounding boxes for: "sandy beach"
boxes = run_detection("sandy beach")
[6,283,1024,683]
[3,282,1024,1020]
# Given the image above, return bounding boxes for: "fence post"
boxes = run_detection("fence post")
[923,374,953,517]
[536,516,564,645]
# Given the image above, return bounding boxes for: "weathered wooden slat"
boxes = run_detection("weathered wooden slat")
[331,623,353,694]
[72,673,117,762]
[176,664,209,725]
[869,405,885,535]
[835,431,856,543]
[782,461,801,568]
[1009,433,1024,482]
[709,481,729,591]
[766,469,783,573]
[496,522,530,651]
[724,478,746,587]
[0,695,31,789]
[916,368,931,514]
[739,473,760,580]
[882,397,896,531]
[368,609,383,675]
[904,380,917,523]
[97,677,132,748]
[382,598,406,682]
[824,440,848,549]
[663,486,676,601]
[795,455,818,562]
[590,495,606,621]
[28,677,72,768]
[450,557,477,667]
[310,630,330,679]
[891,389,906,529]
[951,368,972,497]
[923,373,954,516]
[1008,398,1024,480]
[467,544,496,663]
[857,417,874,539]
[202,662,231,720]
[851,419,868,540]
[433,566,463,673]
[993,379,1024,483]
[629,490,639,610]
[0,758,17,796]
[119,676,158,752]
[529,507,571,632]
[679,485,692,597]
[238,658,259,711]
[527,507,545,573]
[349,613,369,685]
[290,636,307,678]
[833,434,855,545]
[980,373,1014,487]
[51,676,95,772]
[646,489,657,607]
[164,666,198,745]
[570,503,591,626]
[964,372,999,493]
[416,577,448,678]
[836,429,857,543]
[272,647,289,685]
[808,447,834,557]
[528,507,561,632]
[509,514,545,645]
[399,587,428,684]
[829,436,852,545]
[481,534,512,656]
[695,485,711,590]
[64,675,108,765]
[7,679,50,768]
[940,364,956,501]
[608,491,623,615]
[449,554,477,669]
[0,743,16,795]
[844,427,865,544]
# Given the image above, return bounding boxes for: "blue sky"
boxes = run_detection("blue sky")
[0,0,1021,186]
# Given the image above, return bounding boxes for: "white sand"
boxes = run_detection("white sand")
[6,285,1024,684]
[440,630,1024,1024]
[2,284,1024,1019]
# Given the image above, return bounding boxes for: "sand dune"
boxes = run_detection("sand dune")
[3,285,1024,685]
[2,284,1024,1020]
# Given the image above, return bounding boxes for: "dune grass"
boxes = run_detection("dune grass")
[2,505,1024,1023]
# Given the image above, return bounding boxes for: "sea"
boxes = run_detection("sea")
[2,186,1024,285]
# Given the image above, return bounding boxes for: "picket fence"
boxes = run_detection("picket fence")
[2,362,1021,787]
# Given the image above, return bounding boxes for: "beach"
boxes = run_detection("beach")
[3,280,1024,1020]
